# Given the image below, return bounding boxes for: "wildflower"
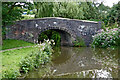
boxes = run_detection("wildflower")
[92,35,94,38]
[46,39,49,42]
[53,42,55,45]
[92,27,119,48]
[42,43,46,46]
[105,38,108,41]
[101,43,104,45]
[48,41,51,44]
[113,28,118,31]
[97,29,104,33]
[106,28,109,31]
[51,40,54,42]
[110,36,112,38]
[113,33,115,35]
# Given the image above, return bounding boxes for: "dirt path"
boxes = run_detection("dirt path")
[0,46,32,53]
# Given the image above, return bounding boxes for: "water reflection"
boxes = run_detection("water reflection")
[26,47,118,78]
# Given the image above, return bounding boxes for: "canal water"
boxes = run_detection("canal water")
[25,47,119,78]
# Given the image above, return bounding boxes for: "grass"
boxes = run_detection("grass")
[1,39,53,78]
[1,47,35,78]
[2,39,35,50]
[1,39,35,78]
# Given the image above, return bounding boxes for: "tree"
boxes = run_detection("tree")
[2,2,33,26]
[2,2,32,39]
[33,2,54,18]
[79,2,90,20]
[33,2,84,19]
[2,2,22,26]
[53,2,84,19]
[108,1,120,26]
[97,2,110,25]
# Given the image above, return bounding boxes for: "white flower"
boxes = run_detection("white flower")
[46,39,49,42]
[53,42,55,45]
[51,40,54,42]
[48,41,51,44]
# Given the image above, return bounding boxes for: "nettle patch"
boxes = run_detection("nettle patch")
[92,28,120,48]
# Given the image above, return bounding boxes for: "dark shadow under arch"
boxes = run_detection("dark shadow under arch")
[38,27,76,46]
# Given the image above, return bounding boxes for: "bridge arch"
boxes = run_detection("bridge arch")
[38,26,76,46]
[6,17,101,46]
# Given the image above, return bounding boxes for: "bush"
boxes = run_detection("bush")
[19,39,54,73]
[91,28,120,48]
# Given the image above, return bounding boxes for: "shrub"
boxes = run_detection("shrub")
[19,39,55,73]
[91,28,120,48]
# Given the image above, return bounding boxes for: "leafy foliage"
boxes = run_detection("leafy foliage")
[107,1,120,26]
[2,2,22,26]
[92,28,120,48]
[33,2,111,23]
[53,2,84,19]
[19,39,54,73]
[38,30,61,46]
[2,1,120,27]
[33,2,53,18]
[73,37,86,47]
[2,2,32,39]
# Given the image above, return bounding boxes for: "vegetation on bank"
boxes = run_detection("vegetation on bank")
[2,39,35,50]
[73,37,86,47]
[19,40,54,73]
[91,27,120,48]
[2,39,55,79]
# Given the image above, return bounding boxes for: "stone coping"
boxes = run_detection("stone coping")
[16,17,99,23]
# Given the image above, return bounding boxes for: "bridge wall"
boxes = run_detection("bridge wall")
[6,17,101,46]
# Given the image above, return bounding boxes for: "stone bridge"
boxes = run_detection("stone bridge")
[6,17,101,46]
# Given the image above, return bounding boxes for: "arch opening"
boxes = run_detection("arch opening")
[38,29,73,46]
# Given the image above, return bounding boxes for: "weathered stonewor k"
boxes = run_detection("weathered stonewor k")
[6,17,101,46]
